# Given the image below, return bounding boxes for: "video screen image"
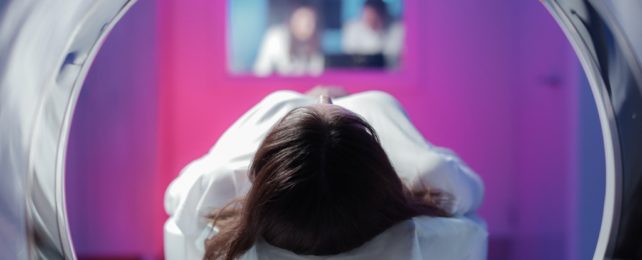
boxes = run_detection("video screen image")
[228,0,404,76]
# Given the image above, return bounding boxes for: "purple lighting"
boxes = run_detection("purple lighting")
[65,0,590,259]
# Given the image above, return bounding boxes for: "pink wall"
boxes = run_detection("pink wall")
[158,0,579,258]
[66,0,581,258]
[159,0,523,249]
[513,1,580,259]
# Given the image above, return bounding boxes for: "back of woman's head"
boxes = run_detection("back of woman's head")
[205,105,447,260]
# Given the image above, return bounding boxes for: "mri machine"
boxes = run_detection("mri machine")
[0,0,640,259]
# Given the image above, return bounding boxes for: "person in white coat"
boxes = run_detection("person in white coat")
[342,0,404,68]
[253,3,324,76]
[164,89,486,260]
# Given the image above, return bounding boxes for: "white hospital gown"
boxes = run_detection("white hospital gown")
[164,90,487,260]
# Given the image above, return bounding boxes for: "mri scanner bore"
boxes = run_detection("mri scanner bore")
[1,0,642,259]
[543,1,642,258]
[0,1,135,259]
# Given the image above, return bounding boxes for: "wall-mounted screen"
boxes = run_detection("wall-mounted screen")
[228,0,404,76]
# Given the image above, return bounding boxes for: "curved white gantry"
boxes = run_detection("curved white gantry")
[0,1,135,259]
[543,0,642,259]
[0,0,640,259]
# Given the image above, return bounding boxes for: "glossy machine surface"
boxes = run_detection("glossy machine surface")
[543,0,642,259]
[0,0,641,259]
[0,0,135,259]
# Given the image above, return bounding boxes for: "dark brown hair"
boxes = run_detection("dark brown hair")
[204,105,448,260]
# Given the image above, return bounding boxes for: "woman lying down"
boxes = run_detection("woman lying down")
[164,89,487,260]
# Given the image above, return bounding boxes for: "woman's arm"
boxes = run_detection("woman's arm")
[408,147,484,216]
[335,91,484,216]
